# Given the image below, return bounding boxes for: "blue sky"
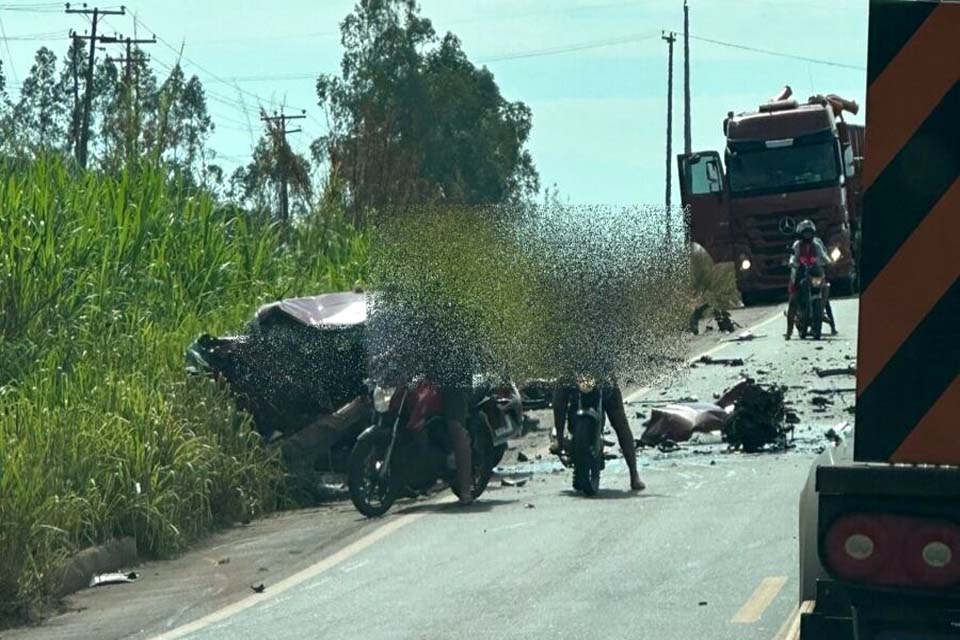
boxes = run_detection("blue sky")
[0,0,869,204]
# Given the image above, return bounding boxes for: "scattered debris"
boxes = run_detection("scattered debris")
[845,406,855,415]
[516,451,530,463]
[811,396,833,407]
[714,309,740,333]
[809,387,855,395]
[89,572,139,588]
[697,355,745,367]
[815,366,856,378]
[727,331,763,343]
[501,476,530,488]
[785,411,801,425]
[524,503,536,509]
[217,557,230,566]
[699,601,708,606]
[723,383,790,453]
[522,415,543,432]
[603,452,620,460]
[251,583,266,594]
[603,438,616,448]
[825,429,842,446]
[658,439,682,453]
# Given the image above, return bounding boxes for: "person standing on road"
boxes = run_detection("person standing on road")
[551,376,646,492]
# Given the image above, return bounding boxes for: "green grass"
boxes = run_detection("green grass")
[0,156,368,619]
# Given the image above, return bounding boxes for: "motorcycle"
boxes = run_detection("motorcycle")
[347,378,524,517]
[557,375,607,496]
[794,262,829,340]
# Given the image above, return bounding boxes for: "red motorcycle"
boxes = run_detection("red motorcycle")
[347,379,523,517]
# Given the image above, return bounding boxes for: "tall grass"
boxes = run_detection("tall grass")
[0,156,368,618]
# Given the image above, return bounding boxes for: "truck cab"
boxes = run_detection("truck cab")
[679,90,862,305]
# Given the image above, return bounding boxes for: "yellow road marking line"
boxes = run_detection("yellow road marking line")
[148,495,454,640]
[624,306,784,403]
[731,576,789,623]
[773,600,815,640]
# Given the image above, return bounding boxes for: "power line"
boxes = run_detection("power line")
[0,13,18,83]
[477,31,660,64]
[688,34,866,71]
[0,29,68,40]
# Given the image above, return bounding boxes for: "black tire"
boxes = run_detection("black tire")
[348,433,396,518]
[572,417,601,496]
[740,291,761,307]
[491,443,507,468]
[451,425,494,500]
[811,299,824,340]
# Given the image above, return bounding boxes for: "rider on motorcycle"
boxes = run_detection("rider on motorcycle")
[551,376,646,492]
[786,219,837,339]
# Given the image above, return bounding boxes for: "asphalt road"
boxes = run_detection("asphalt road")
[6,299,859,640]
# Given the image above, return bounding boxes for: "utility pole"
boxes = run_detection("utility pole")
[662,30,676,238]
[69,33,82,158]
[102,34,155,88]
[260,110,306,223]
[65,3,126,168]
[683,0,692,155]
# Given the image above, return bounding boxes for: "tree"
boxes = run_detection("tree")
[231,117,312,219]
[313,0,538,217]
[11,47,68,153]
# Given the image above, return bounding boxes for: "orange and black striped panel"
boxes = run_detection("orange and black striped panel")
[855,0,959,464]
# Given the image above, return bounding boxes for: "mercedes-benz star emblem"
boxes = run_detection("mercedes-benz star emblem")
[779,217,797,235]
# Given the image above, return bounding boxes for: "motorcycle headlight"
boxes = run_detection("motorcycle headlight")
[740,256,752,271]
[811,276,825,287]
[373,386,396,413]
[577,375,596,394]
[829,246,842,262]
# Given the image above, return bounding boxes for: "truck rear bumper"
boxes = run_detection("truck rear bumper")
[801,580,960,639]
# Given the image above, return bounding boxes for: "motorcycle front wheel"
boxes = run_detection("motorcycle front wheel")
[348,432,396,518]
[572,416,601,496]
[811,298,824,340]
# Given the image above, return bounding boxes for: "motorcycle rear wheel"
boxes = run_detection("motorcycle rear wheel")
[451,425,494,500]
[348,433,396,518]
[572,417,601,496]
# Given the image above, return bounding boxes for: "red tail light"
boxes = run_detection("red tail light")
[824,514,960,589]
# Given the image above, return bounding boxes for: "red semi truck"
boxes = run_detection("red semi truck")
[678,87,865,305]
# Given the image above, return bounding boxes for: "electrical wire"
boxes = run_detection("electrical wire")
[477,32,659,63]
[0,12,18,83]
[688,35,865,71]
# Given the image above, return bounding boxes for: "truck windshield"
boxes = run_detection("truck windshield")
[726,135,840,195]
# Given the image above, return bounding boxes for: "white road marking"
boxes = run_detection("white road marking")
[624,306,784,403]
[147,494,455,640]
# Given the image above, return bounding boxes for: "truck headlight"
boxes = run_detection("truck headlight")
[373,386,396,413]
[577,375,596,394]
[739,255,751,271]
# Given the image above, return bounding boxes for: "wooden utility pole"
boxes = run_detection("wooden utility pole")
[662,30,676,237]
[683,0,691,155]
[69,33,82,158]
[65,3,127,168]
[260,110,306,222]
[102,34,155,88]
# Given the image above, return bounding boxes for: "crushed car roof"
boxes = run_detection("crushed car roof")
[255,292,367,328]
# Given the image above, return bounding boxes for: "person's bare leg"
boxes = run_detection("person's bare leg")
[448,420,474,505]
[785,292,797,339]
[606,387,645,491]
[551,385,569,455]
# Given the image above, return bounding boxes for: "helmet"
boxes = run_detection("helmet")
[796,219,816,237]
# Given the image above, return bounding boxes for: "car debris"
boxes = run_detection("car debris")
[815,366,856,378]
[714,309,740,333]
[726,330,763,343]
[517,451,530,463]
[501,476,530,488]
[251,583,266,594]
[89,572,139,588]
[722,383,791,453]
[697,355,745,367]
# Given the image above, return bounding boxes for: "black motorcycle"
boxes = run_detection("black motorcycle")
[795,263,828,340]
[557,376,607,496]
[347,379,523,517]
